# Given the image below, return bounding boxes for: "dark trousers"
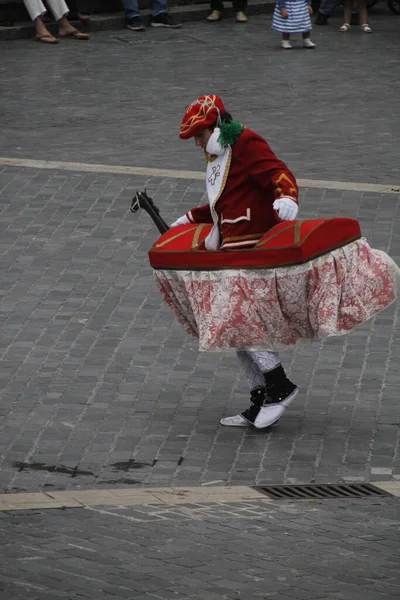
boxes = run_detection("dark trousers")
[211,0,247,11]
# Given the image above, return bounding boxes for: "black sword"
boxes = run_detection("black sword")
[130,190,170,234]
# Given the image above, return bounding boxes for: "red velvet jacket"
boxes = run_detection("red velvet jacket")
[186,128,299,249]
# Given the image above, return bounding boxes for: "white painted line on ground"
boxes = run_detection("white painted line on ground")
[0,157,399,194]
[0,157,203,181]
[298,178,400,194]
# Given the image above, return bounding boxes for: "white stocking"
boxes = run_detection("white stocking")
[248,350,281,373]
[236,350,281,390]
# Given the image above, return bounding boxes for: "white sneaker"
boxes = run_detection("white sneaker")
[220,414,251,427]
[303,38,316,48]
[254,388,298,429]
[282,40,292,49]
[220,413,280,427]
[221,377,298,429]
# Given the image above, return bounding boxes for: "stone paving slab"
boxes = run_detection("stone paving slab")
[0,481,398,511]
[0,485,266,510]
[1,9,400,600]
[0,496,400,599]
[0,9,399,184]
[0,166,399,493]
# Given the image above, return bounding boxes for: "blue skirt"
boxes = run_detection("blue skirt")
[272,0,312,33]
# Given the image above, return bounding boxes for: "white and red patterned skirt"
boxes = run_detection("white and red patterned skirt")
[154,238,400,352]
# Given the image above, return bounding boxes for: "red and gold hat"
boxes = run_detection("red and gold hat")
[179,95,225,139]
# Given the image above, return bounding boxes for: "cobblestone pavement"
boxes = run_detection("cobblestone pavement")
[0,9,399,184]
[1,497,400,600]
[1,7,400,600]
[0,166,399,493]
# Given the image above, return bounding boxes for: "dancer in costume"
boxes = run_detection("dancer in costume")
[148,94,398,431]
[172,95,300,429]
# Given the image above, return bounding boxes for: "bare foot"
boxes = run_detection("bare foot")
[34,16,58,43]
[58,16,89,39]
[59,28,89,39]
[36,33,58,43]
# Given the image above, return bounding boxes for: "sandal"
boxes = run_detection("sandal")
[59,30,89,40]
[361,23,372,33]
[339,23,351,31]
[36,33,59,44]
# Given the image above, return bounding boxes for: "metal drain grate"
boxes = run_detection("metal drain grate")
[253,483,391,500]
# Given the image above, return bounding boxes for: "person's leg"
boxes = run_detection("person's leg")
[302,30,315,47]
[248,351,298,428]
[318,0,336,16]
[315,0,335,24]
[23,0,45,21]
[220,350,270,427]
[23,0,58,42]
[221,350,297,428]
[151,0,168,17]
[121,0,140,19]
[122,0,144,29]
[237,350,267,389]
[207,0,223,20]
[150,0,182,26]
[247,351,282,374]
[340,0,353,29]
[211,0,224,11]
[44,0,89,38]
[281,33,292,48]
[44,0,69,22]
[357,0,371,30]
[233,0,247,21]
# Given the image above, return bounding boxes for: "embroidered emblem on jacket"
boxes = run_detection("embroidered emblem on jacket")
[208,165,221,186]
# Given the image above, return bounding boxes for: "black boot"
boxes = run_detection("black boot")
[243,366,298,429]
[220,367,298,428]
[240,387,268,425]
[263,365,298,404]
[241,366,297,426]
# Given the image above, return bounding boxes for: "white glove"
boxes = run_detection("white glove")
[170,214,190,228]
[273,197,298,221]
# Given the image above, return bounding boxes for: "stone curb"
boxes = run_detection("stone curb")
[0,482,399,511]
[0,486,267,510]
[0,0,275,41]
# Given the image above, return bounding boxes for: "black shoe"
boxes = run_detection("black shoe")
[263,365,298,404]
[150,13,182,28]
[315,12,329,25]
[126,16,145,31]
[240,374,298,429]
[241,387,269,424]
